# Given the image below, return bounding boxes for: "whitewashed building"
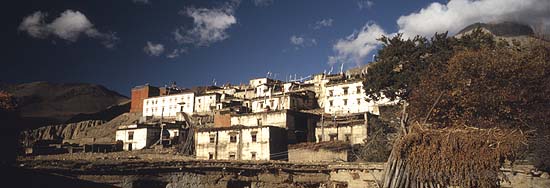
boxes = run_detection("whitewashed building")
[143,92,195,118]
[195,126,288,160]
[315,124,367,145]
[115,124,160,151]
[194,93,221,114]
[248,91,316,113]
[324,80,394,115]
[230,110,319,143]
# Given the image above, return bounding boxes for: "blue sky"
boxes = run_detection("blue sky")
[4,0,549,96]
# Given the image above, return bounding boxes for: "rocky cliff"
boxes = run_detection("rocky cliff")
[20,120,105,146]
[20,112,142,146]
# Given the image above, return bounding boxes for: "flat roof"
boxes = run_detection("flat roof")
[196,125,284,132]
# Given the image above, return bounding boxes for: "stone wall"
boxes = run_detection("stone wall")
[288,148,348,162]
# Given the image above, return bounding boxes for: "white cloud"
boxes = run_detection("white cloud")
[313,18,333,30]
[174,2,239,46]
[329,0,550,66]
[357,0,374,10]
[18,10,118,48]
[252,0,274,7]
[328,23,386,65]
[144,41,165,56]
[166,48,188,58]
[132,0,150,4]
[397,0,550,38]
[290,35,317,49]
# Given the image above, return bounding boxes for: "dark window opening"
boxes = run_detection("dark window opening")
[251,152,257,160]
[345,134,351,142]
[330,134,338,141]
[209,135,215,143]
[128,131,134,140]
[251,134,257,142]
[343,87,349,95]
[209,153,214,160]
[230,135,237,143]
[229,152,236,160]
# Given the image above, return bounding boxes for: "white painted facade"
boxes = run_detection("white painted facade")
[250,95,290,113]
[143,92,195,117]
[115,124,160,151]
[249,78,275,88]
[315,124,367,145]
[195,126,287,160]
[194,93,221,114]
[324,81,394,115]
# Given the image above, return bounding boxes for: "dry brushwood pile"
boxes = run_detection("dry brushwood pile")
[384,125,527,188]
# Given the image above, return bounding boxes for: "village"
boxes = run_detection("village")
[115,66,396,162]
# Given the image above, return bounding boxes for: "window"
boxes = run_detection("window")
[229,152,236,160]
[356,86,361,94]
[357,98,361,105]
[329,134,337,141]
[251,133,257,142]
[345,134,351,142]
[318,135,323,142]
[329,100,333,107]
[230,134,237,143]
[269,100,274,107]
[251,152,257,160]
[209,153,214,160]
[209,135,215,143]
[343,87,349,95]
[343,99,348,105]
[329,90,333,96]
[257,118,263,126]
[128,131,134,140]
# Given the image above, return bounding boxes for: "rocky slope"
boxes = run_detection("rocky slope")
[0,81,128,128]
[20,120,105,146]
[20,112,142,146]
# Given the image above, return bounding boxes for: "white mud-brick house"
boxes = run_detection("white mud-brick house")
[230,110,319,143]
[115,124,160,151]
[249,78,278,88]
[324,80,394,115]
[143,91,195,118]
[248,90,317,113]
[316,114,368,145]
[316,124,367,145]
[194,93,221,114]
[195,126,288,161]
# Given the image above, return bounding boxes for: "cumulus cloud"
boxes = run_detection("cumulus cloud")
[397,0,550,38]
[313,18,333,30]
[290,35,317,49]
[357,0,374,10]
[18,10,118,48]
[144,41,165,56]
[166,48,188,58]
[174,1,239,46]
[329,0,550,66]
[252,0,274,7]
[328,23,386,65]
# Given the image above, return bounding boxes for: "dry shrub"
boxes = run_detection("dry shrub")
[394,124,527,188]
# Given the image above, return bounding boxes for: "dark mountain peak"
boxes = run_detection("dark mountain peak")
[1,81,129,126]
[456,22,534,37]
